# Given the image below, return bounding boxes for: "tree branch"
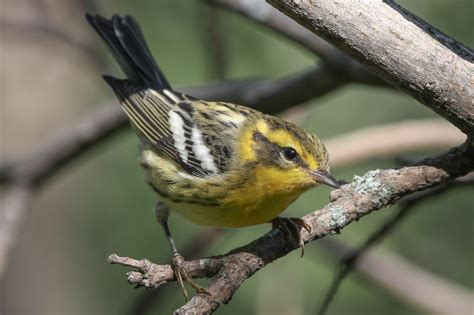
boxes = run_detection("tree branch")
[0,183,34,275]
[318,173,474,314]
[320,239,474,314]
[108,141,474,314]
[130,228,223,315]
[203,4,228,80]
[267,0,474,136]
[0,19,104,69]
[326,119,466,167]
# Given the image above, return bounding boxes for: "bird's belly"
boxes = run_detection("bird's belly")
[141,149,311,227]
[162,188,305,228]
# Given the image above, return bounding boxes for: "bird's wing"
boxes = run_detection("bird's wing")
[104,77,249,177]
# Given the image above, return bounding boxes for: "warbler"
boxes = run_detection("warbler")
[86,14,339,299]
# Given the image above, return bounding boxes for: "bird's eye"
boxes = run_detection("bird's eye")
[282,147,298,161]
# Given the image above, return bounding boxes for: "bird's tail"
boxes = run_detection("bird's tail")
[85,13,171,90]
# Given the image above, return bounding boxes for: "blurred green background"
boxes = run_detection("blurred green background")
[2,0,472,314]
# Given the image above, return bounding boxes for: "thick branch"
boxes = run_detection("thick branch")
[109,141,474,314]
[267,0,474,136]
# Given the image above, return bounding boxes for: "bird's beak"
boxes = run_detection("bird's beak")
[310,169,340,188]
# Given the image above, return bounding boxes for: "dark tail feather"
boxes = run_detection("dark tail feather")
[85,13,171,90]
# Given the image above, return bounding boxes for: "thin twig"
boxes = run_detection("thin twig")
[204,5,228,80]
[130,228,223,315]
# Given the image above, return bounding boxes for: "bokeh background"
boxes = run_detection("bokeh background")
[1,0,472,314]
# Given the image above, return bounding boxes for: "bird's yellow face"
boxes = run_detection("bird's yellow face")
[239,118,338,196]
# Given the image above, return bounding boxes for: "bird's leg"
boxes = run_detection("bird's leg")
[270,217,312,257]
[155,202,210,300]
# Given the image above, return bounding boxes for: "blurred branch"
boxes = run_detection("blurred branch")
[318,173,474,314]
[108,141,474,314]
[0,101,125,187]
[221,64,345,111]
[320,240,474,314]
[0,19,104,69]
[207,0,387,87]
[267,0,474,136]
[327,119,466,167]
[0,183,34,274]
[203,5,228,80]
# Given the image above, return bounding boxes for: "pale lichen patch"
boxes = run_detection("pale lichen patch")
[351,169,394,208]
[199,258,211,269]
[318,204,347,231]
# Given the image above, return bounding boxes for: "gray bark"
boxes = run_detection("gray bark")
[267,0,474,136]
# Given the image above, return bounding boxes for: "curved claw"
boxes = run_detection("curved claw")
[290,217,312,234]
[271,217,311,257]
[171,254,210,301]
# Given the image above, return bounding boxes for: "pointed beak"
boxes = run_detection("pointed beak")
[310,169,340,188]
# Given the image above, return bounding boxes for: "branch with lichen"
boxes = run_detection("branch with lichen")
[317,172,474,314]
[127,118,464,315]
[108,140,473,314]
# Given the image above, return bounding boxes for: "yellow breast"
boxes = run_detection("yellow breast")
[144,117,318,228]
[165,164,312,227]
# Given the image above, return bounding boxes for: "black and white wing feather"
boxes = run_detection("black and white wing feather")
[104,77,218,177]
[87,14,243,177]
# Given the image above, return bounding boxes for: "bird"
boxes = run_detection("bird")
[86,13,339,299]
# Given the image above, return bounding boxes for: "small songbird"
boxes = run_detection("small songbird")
[86,14,339,299]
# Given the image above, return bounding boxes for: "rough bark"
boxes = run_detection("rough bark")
[267,0,474,136]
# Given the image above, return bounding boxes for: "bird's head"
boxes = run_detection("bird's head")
[239,117,339,194]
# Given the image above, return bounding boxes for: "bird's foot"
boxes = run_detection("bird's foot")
[271,217,311,257]
[171,253,210,301]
